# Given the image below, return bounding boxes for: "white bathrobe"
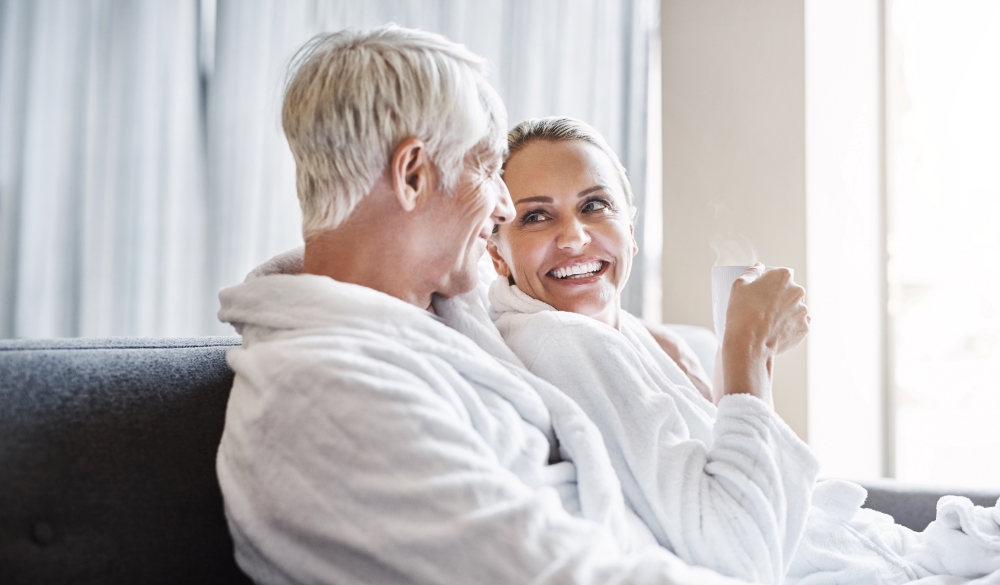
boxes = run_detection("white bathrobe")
[216,268,750,585]
[489,276,820,584]
[488,277,1000,585]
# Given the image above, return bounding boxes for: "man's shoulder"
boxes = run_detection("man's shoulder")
[223,329,483,442]
[229,329,446,399]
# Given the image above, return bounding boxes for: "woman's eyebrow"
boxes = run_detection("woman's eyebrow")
[514,195,553,205]
[578,185,609,198]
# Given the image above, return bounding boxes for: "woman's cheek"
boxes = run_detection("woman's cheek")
[517,235,546,283]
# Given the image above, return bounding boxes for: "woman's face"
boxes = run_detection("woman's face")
[489,139,636,328]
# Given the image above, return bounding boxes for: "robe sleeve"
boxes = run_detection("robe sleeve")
[216,337,749,585]
[509,316,819,585]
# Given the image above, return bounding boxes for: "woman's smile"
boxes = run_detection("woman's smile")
[546,258,608,282]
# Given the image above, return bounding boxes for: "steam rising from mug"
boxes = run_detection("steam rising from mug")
[710,202,758,344]
[709,202,758,267]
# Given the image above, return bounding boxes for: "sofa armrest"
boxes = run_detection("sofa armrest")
[0,336,250,585]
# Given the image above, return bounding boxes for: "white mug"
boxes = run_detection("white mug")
[711,265,751,345]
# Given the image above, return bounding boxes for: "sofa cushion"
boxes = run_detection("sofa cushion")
[0,336,251,585]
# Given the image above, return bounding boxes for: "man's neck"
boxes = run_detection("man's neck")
[303,202,435,311]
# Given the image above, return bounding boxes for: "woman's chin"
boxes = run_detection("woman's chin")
[543,271,617,313]
[547,291,617,322]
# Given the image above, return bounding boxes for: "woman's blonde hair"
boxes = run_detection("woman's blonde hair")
[505,117,635,218]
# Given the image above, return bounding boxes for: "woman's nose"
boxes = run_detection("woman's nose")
[556,217,590,249]
[492,176,515,225]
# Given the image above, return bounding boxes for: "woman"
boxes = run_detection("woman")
[487,117,1000,584]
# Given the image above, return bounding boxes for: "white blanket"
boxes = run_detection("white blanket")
[216,266,750,584]
[788,480,1000,584]
[489,276,1000,585]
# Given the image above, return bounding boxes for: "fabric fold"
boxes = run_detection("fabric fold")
[217,266,758,585]
[489,276,820,584]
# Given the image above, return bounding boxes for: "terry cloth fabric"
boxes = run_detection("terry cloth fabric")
[215,258,751,585]
[789,483,1000,584]
[791,479,1000,583]
[789,479,934,583]
[489,276,1000,585]
[488,276,820,584]
[910,572,1000,585]
[919,495,1000,577]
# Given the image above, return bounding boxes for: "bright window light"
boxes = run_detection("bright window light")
[887,0,1000,488]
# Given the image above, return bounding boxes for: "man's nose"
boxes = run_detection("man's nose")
[556,216,590,249]
[492,176,515,224]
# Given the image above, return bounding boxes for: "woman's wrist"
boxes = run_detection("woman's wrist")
[721,333,774,406]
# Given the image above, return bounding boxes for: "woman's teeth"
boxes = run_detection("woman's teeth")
[550,261,603,280]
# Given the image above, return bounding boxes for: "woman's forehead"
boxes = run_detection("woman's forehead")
[504,140,621,197]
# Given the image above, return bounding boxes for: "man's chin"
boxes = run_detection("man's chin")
[435,267,479,300]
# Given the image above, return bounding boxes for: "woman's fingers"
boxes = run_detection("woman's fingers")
[737,262,765,285]
[727,263,811,356]
[773,292,811,354]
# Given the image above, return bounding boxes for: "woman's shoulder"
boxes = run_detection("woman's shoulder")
[490,278,611,333]
[500,304,620,340]
[501,310,632,372]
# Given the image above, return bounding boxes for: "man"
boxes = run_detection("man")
[216,25,809,584]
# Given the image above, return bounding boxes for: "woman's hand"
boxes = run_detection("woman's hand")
[725,264,810,355]
[721,263,810,404]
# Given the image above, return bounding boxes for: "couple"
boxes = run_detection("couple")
[216,25,1000,585]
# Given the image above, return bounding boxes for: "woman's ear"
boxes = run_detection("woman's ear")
[390,137,429,212]
[487,240,511,278]
[630,223,638,256]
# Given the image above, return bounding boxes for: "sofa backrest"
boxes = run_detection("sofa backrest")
[0,336,251,585]
[4,335,998,585]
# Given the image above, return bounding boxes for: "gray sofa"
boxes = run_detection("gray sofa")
[2,336,998,585]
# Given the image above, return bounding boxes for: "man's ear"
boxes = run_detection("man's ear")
[390,138,430,212]
[630,223,638,256]
[487,240,511,278]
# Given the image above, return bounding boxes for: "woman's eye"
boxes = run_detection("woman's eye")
[582,199,611,213]
[521,211,546,224]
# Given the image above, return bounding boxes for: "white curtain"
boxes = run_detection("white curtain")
[0,0,210,337]
[0,0,657,338]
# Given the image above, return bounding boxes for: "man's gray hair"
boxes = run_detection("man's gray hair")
[506,117,636,218]
[283,25,506,238]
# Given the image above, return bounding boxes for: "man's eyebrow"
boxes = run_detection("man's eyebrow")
[514,196,553,205]
[578,185,609,197]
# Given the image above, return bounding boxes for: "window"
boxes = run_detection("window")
[887,0,1000,488]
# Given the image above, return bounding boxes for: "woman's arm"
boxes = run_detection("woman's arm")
[505,264,815,584]
[508,314,817,585]
[642,320,714,402]
[711,351,724,404]
[720,264,810,405]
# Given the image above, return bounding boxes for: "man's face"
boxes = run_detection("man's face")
[419,149,513,298]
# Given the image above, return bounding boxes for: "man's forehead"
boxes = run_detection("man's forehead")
[469,135,506,166]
